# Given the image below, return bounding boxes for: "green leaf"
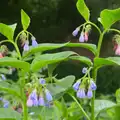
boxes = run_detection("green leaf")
[9,23,17,33]
[0,81,21,99]
[31,51,76,72]
[65,43,97,55]
[100,8,120,29]
[94,99,116,118]
[69,55,93,66]
[22,42,69,59]
[47,75,75,96]
[0,23,14,40]
[116,88,120,104]
[0,108,21,120]
[97,105,120,120]
[94,57,120,69]
[21,9,30,30]
[0,57,30,72]
[76,0,90,21]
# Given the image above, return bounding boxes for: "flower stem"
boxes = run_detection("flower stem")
[68,93,90,120]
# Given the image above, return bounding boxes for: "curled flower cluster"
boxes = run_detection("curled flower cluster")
[113,34,120,55]
[20,33,38,52]
[27,78,53,107]
[73,79,97,99]
[72,24,91,43]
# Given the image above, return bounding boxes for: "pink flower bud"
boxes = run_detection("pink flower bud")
[84,32,88,42]
[27,99,33,107]
[115,45,120,55]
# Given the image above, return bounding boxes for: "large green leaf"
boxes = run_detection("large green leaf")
[31,51,76,72]
[22,42,69,59]
[69,55,93,66]
[65,43,97,55]
[0,81,21,99]
[47,75,75,96]
[116,88,120,104]
[100,8,120,29]
[21,9,30,30]
[0,108,21,120]
[76,0,90,21]
[94,57,120,69]
[9,23,17,34]
[94,99,116,118]
[0,57,30,72]
[97,105,120,120]
[0,23,14,40]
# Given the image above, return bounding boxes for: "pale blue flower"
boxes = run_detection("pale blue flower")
[39,78,46,85]
[23,42,29,51]
[77,88,86,98]
[3,100,9,108]
[79,32,85,42]
[90,80,97,90]
[72,28,79,36]
[45,89,52,102]
[82,67,87,74]
[87,89,93,98]
[1,74,6,80]
[73,80,81,91]
[32,36,38,47]
[38,96,45,106]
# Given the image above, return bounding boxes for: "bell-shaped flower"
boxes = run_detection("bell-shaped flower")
[23,41,29,51]
[90,80,97,90]
[0,53,3,58]
[79,32,85,42]
[1,74,6,80]
[72,28,79,36]
[3,100,9,108]
[84,32,88,42]
[39,78,46,85]
[115,45,120,55]
[87,88,93,98]
[38,96,45,106]
[32,36,38,47]
[45,89,53,102]
[73,80,81,91]
[77,88,86,98]
[27,98,33,107]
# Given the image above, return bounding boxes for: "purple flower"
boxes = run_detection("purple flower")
[23,42,29,51]
[87,89,93,98]
[39,78,46,85]
[32,36,38,47]
[77,88,86,98]
[38,96,45,106]
[73,80,81,91]
[27,99,33,107]
[90,80,97,90]
[3,100,9,108]
[72,28,79,36]
[1,74,6,80]
[79,32,85,42]
[82,67,87,74]
[45,89,52,102]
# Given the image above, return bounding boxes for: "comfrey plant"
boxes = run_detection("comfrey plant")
[0,0,120,120]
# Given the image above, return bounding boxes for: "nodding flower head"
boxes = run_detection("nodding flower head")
[27,98,33,107]
[3,100,9,108]
[32,36,38,47]
[84,32,88,42]
[115,45,120,55]
[0,53,3,58]
[82,67,87,74]
[72,28,79,36]
[38,96,45,106]
[23,41,29,51]
[77,88,86,98]
[45,89,53,102]
[73,80,81,91]
[39,78,46,85]
[90,80,97,90]
[79,32,85,42]
[87,88,93,98]
[1,74,6,80]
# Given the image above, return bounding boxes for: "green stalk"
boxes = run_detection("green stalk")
[91,30,106,120]
[69,94,90,120]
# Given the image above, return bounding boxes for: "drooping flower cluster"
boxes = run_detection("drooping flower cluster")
[113,34,120,55]
[72,24,91,43]
[20,32,38,52]
[27,78,53,107]
[73,79,97,99]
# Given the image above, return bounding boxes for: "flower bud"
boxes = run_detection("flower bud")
[77,88,86,98]
[79,32,85,42]
[72,27,79,36]
[73,80,81,91]
[45,89,53,102]
[31,36,38,47]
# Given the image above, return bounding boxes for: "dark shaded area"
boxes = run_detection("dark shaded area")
[0,0,120,94]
